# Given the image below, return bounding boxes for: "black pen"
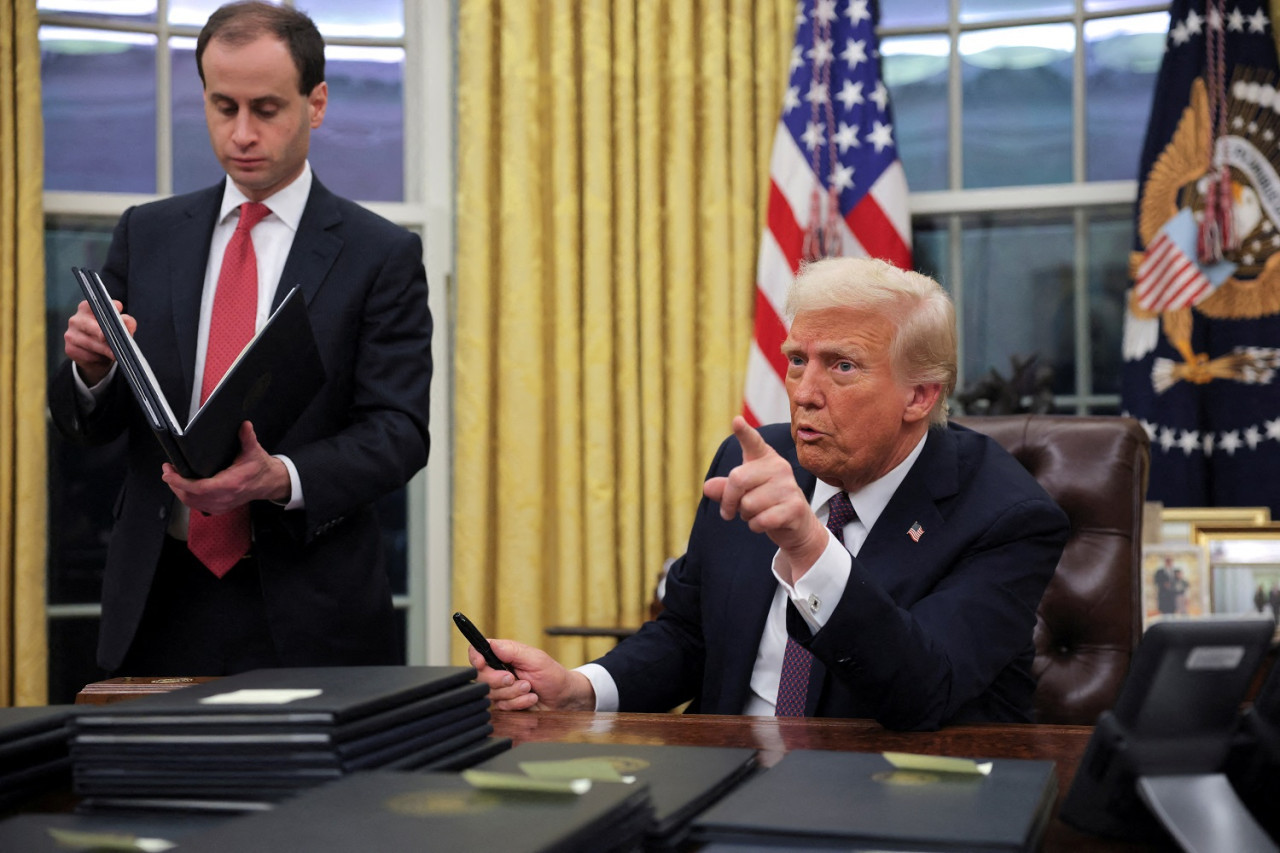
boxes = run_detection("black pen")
[452,611,517,675]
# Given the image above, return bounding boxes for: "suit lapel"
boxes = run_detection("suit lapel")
[168,186,222,409]
[276,178,343,311]
[806,427,960,715]
[857,426,961,593]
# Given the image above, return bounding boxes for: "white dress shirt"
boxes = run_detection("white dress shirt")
[580,431,928,714]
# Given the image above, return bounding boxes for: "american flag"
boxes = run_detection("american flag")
[742,0,912,426]
[1134,208,1234,312]
[908,521,924,542]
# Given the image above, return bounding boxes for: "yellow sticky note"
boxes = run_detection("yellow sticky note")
[462,769,591,794]
[881,751,993,776]
[47,827,175,852]
[519,758,634,783]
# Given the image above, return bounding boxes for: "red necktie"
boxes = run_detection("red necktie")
[775,490,856,716]
[188,201,271,578]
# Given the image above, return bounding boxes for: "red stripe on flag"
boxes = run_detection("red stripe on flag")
[767,180,806,272]
[847,193,910,270]
[742,403,761,429]
[753,289,790,382]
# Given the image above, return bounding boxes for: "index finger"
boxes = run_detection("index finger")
[732,415,772,462]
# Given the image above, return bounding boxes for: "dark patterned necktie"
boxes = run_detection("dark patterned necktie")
[775,490,855,716]
[188,201,271,578]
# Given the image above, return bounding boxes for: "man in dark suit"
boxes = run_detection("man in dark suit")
[49,1,431,676]
[472,257,1068,730]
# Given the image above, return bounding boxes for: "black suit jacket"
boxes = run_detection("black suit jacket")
[595,422,1069,730]
[48,178,432,672]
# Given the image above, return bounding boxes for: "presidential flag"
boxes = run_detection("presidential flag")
[743,0,911,427]
[1121,0,1280,515]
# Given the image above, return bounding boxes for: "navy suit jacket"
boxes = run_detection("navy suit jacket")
[595,422,1069,730]
[48,178,432,672]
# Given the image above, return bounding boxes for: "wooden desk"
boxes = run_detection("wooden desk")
[491,710,1152,852]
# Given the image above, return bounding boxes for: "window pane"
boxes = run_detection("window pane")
[312,46,405,202]
[880,0,948,29]
[961,24,1074,188]
[37,0,156,25]
[912,216,951,286]
[960,0,1073,24]
[305,0,404,39]
[960,213,1076,399]
[41,27,157,193]
[45,218,120,609]
[1087,208,1134,396]
[883,35,949,192]
[171,37,225,194]
[169,0,226,27]
[1085,14,1166,181]
[1086,0,1161,11]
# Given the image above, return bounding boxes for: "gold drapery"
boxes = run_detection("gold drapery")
[453,0,794,666]
[0,0,47,706]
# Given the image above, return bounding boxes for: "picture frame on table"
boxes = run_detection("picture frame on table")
[1160,506,1270,544]
[1192,524,1280,640]
[1140,544,1210,631]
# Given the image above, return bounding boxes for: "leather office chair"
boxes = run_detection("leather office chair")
[954,414,1150,726]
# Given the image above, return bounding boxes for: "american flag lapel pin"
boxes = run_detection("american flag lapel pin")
[908,521,924,542]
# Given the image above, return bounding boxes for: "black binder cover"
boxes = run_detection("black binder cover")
[71,682,490,746]
[71,267,325,479]
[692,749,1056,852]
[0,705,72,747]
[173,770,654,853]
[72,666,476,728]
[476,741,758,843]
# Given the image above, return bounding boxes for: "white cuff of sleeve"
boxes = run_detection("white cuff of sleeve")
[771,530,852,634]
[73,361,117,412]
[272,454,305,510]
[575,663,618,712]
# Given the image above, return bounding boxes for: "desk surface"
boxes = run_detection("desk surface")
[491,710,1151,853]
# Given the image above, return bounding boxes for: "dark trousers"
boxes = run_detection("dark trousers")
[114,535,280,677]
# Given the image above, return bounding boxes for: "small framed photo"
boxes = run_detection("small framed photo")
[1193,525,1280,637]
[1160,506,1271,544]
[1140,544,1210,630]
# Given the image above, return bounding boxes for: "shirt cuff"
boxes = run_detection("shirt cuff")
[771,530,852,635]
[575,663,618,712]
[72,361,116,413]
[272,454,305,510]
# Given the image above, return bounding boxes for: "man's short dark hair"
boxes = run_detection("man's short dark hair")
[196,1,325,95]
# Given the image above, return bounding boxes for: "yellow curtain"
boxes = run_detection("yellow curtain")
[454,0,794,667]
[0,0,48,706]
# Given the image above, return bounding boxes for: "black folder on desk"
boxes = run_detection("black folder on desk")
[172,770,655,853]
[73,666,477,730]
[0,705,73,811]
[71,266,325,479]
[692,749,1056,852]
[476,741,758,849]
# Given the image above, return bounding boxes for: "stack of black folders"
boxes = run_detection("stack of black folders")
[0,705,73,812]
[70,267,325,480]
[69,666,510,814]
[691,748,1057,852]
[161,769,656,853]
[474,741,759,850]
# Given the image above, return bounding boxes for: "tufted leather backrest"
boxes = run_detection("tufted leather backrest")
[954,414,1150,726]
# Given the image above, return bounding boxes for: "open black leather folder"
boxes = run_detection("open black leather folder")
[71,266,325,479]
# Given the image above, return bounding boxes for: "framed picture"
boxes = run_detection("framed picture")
[1193,525,1280,636]
[1140,544,1210,631]
[1160,506,1271,544]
